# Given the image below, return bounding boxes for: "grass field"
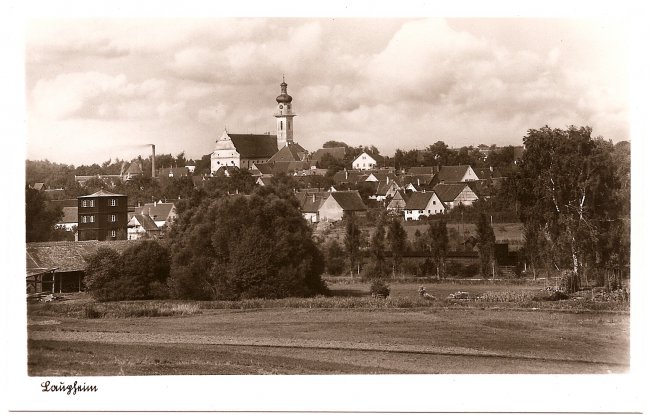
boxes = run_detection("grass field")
[27,281,629,375]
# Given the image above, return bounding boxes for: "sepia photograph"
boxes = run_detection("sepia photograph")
[4,0,648,413]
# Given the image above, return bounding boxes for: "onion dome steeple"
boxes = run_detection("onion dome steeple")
[276,76,293,104]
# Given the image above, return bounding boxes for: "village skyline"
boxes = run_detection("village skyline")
[25,17,629,165]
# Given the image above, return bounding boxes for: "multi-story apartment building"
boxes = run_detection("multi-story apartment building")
[77,190,128,241]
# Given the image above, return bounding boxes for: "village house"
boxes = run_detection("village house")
[158,167,191,178]
[386,190,408,213]
[133,201,177,230]
[127,214,161,240]
[295,191,330,223]
[318,190,367,222]
[436,165,479,183]
[433,183,479,209]
[352,152,378,170]
[403,191,445,220]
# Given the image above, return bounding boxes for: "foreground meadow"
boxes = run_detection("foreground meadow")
[27,280,629,375]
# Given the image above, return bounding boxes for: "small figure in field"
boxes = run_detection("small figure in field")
[418,286,436,300]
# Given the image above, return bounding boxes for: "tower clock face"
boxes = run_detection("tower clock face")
[279,105,284,109]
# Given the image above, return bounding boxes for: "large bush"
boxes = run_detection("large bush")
[84,241,171,301]
[169,187,327,300]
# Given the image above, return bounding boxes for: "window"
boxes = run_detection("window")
[89,215,95,223]
[433,201,436,205]
[110,199,116,207]
[110,214,116,222]
[111,230,116,238]
[81,216,87,223]
[428,210,431,214]
[419,210,423,214]
[280,121,283,130]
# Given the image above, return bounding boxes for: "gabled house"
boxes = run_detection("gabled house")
[386,190,407,213]
[352,152,378,170]
[403,191,445,221]
[133,201,177,230]
[127,214,161,240]
[433,183,479,209]
[371,178,401,202]
[122,161,144,181]
[318,191,367,222]
[436,165,479,183]
[295,191,330,223]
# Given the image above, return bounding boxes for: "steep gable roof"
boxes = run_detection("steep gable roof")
[404,191,437,210]
[124,162,143,175]
[268,143,308,163]
[437,165,472,183]
[128,214,159,231]
[433,183,472,202]
[297,192,329,213]
[134,202,175,221]
[329,191,367,211]
[332,170,365,184]
[229,133,279,158]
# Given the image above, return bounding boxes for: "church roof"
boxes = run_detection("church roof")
[228,134,279,159]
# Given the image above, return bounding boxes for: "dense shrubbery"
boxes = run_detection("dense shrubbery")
[169,186,327,300]
[84,241,171,301]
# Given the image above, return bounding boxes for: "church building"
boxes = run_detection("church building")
[211,79,306,173]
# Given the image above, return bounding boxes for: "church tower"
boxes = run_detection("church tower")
[274,77,296,149]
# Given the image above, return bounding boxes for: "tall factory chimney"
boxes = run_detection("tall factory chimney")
[151,144,156,178]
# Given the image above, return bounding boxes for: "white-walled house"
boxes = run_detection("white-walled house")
[403,191,445,221]
[433,183,479,209]
[352,152,377,170]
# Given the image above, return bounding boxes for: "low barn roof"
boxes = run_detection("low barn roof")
[26,240,137,273]
[311,147,346,162]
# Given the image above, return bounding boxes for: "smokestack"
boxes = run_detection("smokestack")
[151,144,156,178]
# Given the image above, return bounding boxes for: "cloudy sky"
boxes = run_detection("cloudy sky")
[25,17,629,165]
